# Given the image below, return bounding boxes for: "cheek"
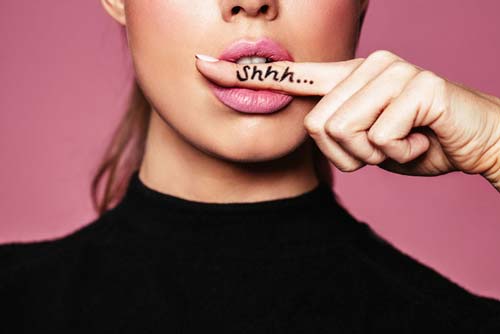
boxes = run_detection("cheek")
[125,0,218,59]
[286,0,359,61]
[123,0,211,115]
[125,0,198,74]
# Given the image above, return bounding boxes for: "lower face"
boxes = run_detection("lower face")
[124,0,361,163]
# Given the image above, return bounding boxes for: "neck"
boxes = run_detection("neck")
[138,110,320,204]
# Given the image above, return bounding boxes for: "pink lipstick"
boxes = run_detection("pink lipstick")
[208,37,294,114]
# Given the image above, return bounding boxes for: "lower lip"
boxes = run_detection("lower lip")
[208,82,293,114]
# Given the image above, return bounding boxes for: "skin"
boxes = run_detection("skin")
[101,0,368,202]
[196,54,500,191]
[101,0,500,202]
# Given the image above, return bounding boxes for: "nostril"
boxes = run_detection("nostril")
[231,5,270,16]
[231,6,241,15]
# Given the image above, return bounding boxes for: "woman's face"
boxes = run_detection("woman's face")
[103,0,366,163]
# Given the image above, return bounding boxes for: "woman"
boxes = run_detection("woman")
[1,0,499,332]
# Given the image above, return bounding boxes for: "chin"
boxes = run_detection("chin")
[200,132,310,164]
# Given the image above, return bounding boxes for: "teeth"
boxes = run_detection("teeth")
[235,56,269,65]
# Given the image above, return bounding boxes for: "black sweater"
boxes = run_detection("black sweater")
[1,171,499,333]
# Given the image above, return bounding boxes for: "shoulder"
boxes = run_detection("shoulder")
[0,205,124,281]
[347,221,500,331]
[0,205,137,330]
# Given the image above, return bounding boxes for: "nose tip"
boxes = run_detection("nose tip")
[222,0,279,21]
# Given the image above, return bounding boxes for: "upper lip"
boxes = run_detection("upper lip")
[218,37,294,63]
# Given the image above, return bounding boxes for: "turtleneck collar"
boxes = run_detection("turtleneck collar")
[119,170,337,216]
[111,170,364,255]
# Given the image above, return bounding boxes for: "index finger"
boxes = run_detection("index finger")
[195,56,364,96]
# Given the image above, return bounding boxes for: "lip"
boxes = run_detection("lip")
[218,37,294,63]
[208,37,294,114]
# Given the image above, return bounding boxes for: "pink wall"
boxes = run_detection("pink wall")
[0,1,499,298]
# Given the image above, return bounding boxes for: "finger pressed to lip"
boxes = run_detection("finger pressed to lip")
[195,57,364,96]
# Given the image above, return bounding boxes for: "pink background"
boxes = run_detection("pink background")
[1,1,499,298]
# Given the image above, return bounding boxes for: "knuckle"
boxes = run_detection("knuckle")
[416,70,449,113]
[393,154,410,164]
[337,163,363,173]
[401,155,414,164]
[325,119,350,139]
[415,69,437,81]
[368,129,390,146]
[386,60,413,76]
[369,49,400,63]
[417,70,445,88]
[303,116,323,136]
[365,150,386,165]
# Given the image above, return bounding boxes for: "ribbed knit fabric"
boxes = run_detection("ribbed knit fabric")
[1,170,499,333]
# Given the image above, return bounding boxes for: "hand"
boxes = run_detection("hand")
[195,50,500,191]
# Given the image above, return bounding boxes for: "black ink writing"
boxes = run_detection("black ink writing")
[251,66,264,81]
[265,66,280,81]
[236,65,252,81]
[279,66,294,83]
[236,64,314,85]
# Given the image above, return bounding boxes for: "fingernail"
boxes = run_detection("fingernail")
[195,54,219,62]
